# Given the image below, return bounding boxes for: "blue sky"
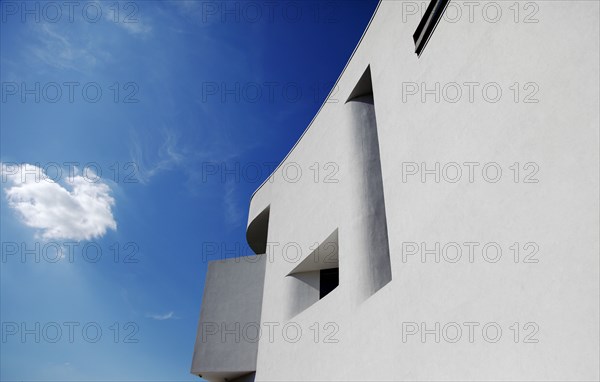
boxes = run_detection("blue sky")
[0,1,378,380]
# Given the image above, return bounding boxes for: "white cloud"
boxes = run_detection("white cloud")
[146,311,176,320]
[1,163,117,241]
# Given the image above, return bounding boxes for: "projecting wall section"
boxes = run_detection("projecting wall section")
[345,91,392,302]
[191,256,266,382]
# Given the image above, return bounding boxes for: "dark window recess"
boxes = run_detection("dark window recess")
[319,268,339,299]
[346,66,373,102]
[413,0,450,57]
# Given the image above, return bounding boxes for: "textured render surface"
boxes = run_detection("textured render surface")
[191,256,266,381]
[243,1,600,381]
[345,94,392,301]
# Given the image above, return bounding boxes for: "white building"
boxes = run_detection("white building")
[192,1,600,381]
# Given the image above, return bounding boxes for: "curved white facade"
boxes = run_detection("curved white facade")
[193,1,600,380]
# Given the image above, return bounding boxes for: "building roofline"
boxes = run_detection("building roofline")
[248,0,382,204]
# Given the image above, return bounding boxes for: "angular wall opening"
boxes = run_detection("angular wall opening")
[285,229,339,318]
[246,206,270,255]
[346,66,373,102]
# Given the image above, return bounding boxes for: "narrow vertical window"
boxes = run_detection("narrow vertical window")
[413,0,450,57]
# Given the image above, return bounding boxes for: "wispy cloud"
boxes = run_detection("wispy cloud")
[28,23,103,73]
[1,163,117,241]
[108,7,152,37]
[25,4,151,75]
[118,21,152,36]
[224,180,243,225]
[146,311,177,320]
[129,128,184,184]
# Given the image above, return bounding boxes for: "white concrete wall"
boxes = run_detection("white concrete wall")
[245,1,599,380]
[191,256,266,381]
